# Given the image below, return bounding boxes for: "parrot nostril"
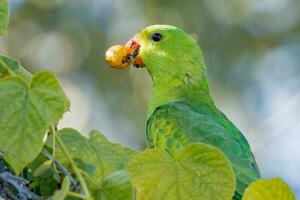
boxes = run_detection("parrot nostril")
[130,40,138,48]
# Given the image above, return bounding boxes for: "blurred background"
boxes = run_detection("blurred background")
[0,0,299,197]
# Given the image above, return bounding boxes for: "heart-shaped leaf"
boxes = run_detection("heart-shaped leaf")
[126,143,236,200]
[0,72,70,174]
[242,177,296,200]
[0,0,9,36]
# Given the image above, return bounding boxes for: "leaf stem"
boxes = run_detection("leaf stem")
[49,125,57,172]
[50,125,56,158]
[67,191,88,199]
[0,58,16,76]
[78,168,98,187]
[54,129,91,198]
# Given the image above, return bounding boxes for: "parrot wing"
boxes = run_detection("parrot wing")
[146,101,261,197]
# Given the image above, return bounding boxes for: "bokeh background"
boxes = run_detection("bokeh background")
[1,0,299,197]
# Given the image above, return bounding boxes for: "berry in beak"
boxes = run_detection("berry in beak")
[105,35,144,69]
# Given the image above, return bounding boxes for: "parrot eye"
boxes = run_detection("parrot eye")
[151,33,163,42]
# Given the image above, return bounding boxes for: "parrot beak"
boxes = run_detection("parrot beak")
[123,35,145,68]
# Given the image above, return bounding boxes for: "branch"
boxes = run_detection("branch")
[49,125,91,199]
[0,158,41,200]
[55,134,91,198]
[41,148,80,191]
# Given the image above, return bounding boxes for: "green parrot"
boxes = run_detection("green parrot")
[107,25,261,199]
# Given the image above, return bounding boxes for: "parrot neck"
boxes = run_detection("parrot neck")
[147,72,215,119]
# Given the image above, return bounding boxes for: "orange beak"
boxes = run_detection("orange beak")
[105,35,144,69]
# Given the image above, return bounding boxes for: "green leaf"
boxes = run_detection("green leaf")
[89,130,137,175]
[99,170,134,200]
[242,178,296,200]
[33,160,53,177]
[0,72,70,174]
[0,54,33,83]
[53,177,70,200]
[54,128,137,183]
[126,143,236,200]
[0,0,9,36]
[39,176,60,196]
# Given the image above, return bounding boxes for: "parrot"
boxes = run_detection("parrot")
[105,25,261,199]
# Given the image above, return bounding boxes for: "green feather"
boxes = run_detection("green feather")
[136,25,261,198]
[146,102,260,196]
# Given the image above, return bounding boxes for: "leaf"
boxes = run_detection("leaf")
[26,152,60,193]
[39,176,60,196]
[33,160,53,177]
[54,128,137,183]
[89,130,137,174]
[126,143,236,200]
[0,72,70,174]
[0,54,32,83]
[242,178,296,200]
[99,170,134,200]
[0,0,9,36]
[52,177,70,200]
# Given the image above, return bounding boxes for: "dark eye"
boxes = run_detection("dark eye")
[151,33,163,42]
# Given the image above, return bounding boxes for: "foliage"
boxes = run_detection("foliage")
[242,178,296,200]
[0,0,9,36]
[0,71,70,174]
[126,144,236,200]
[51,128,137,183]
[52,177,70,200]
[0,1,296,200]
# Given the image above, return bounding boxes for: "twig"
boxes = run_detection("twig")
[41,148,80,191]
[0,181,18,200]
[50,125,91,199]
[0,162,41,200]
[55,135,91,198]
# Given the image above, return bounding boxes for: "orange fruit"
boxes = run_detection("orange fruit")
[105,45,129,69]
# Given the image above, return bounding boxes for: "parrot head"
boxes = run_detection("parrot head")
[106,25,213,116]
[106,25,206,83]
